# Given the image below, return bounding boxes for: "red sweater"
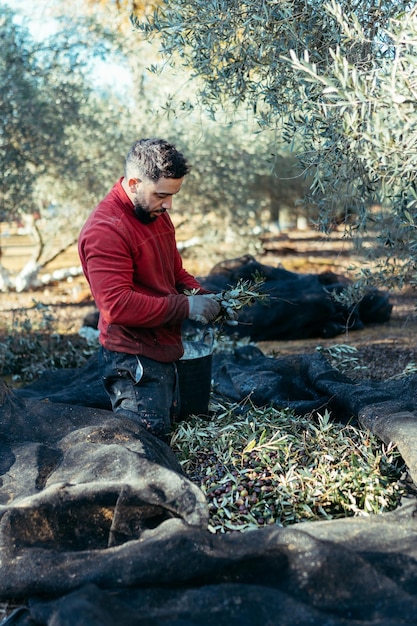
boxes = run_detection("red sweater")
[78,179,205,361]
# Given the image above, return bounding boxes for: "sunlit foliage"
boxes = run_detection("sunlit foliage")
[134,0,417,287]
[0,4,129,223]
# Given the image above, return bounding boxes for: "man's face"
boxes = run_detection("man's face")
[132,177,184,224]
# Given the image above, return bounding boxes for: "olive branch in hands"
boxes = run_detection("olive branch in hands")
[185,272,268,327]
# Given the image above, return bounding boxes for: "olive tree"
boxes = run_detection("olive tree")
[0,6,127,216]
[133,0,417,289]
[0,5,132,289]
[83,0,312,242]
[1,1,275,290]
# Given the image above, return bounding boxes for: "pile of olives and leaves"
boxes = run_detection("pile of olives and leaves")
[171,399,408,534]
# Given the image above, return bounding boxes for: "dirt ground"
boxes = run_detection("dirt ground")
[1,227,416,382]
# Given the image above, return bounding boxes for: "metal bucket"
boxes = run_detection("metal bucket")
[176,329,214,419]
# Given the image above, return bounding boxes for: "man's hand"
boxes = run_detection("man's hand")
[214,293,239,326]
[187,294,221,325]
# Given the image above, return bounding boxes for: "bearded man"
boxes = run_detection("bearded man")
[78,138,220,441]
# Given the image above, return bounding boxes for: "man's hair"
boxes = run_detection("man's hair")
[125,138,190,181]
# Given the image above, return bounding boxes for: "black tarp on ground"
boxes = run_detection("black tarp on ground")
[196,255,393,341]
[3,348,417,625]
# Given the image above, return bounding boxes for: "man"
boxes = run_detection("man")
[78,138,220,441]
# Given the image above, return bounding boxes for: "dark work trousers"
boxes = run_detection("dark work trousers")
[98,347,179,441]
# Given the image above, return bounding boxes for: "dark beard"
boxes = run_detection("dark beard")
[133,203,157,224]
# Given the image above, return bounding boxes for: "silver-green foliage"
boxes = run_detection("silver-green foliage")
[134,1,417,285]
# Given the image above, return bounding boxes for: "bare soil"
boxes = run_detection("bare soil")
[256,231,417,380]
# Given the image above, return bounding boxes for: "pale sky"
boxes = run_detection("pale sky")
[2,0,132,93]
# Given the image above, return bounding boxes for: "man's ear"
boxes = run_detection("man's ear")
[128,178,141,192]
